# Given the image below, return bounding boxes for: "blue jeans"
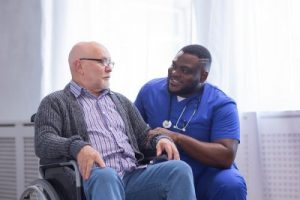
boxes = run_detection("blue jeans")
[83,160,196,200]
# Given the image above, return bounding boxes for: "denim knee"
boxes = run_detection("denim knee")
[161,160,196,200]
[84,167,125,200]
[168,160,193,177]
[90,167,120,184]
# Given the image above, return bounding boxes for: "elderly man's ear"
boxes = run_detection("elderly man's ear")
[74,60,84,75]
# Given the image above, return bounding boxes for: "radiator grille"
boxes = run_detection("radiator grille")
[261,132,300,200]
[259,114,300,200]
[24,137,39,187]
[0,137,17,200]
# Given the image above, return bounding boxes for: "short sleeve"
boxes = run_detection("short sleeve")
[210,102,240,142]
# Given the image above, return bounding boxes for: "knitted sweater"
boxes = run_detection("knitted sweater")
[34,84,154,165]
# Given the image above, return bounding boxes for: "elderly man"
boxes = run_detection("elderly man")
[34,41,196,200]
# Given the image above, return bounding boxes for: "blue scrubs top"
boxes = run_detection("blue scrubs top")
[135,78,240,179]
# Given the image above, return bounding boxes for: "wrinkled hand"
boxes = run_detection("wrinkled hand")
[156,138,180,160]
[77,145,106,180]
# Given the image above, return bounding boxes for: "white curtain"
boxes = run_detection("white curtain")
[41,0,300,115]
[193,1,300,200]
[194,0,300,112]
[42,0,193,100]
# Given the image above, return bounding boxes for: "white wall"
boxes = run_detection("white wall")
[0,0,43,121]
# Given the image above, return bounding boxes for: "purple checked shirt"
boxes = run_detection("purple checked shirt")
[70,81,137,177]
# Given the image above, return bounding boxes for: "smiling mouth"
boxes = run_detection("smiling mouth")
[169,78,181,87]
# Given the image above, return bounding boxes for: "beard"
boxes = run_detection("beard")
[167,77,201,97]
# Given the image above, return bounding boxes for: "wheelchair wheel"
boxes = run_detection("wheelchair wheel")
[19,179,60,200]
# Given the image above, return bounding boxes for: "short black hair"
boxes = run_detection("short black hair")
[181,44,212,72]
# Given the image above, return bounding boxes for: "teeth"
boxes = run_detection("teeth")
[171,78,179,84]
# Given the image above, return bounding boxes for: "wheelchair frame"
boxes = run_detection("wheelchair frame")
[20,160,84,200]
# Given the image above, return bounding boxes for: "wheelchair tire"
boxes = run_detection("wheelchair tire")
[19,179,61,200]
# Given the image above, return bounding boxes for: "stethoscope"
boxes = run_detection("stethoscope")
[162,88,203,132]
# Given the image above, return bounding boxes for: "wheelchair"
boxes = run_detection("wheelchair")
[20,114,167,200]
[20,160,85,200]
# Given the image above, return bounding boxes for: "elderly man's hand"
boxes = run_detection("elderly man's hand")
[77,145,106,180]
[156,138,180,160]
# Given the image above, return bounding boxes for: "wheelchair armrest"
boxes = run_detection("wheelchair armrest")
[39,160,83,200]
[39,160,82,188]
[150,154,168,164]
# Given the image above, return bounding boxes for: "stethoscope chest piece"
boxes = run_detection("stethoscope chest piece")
[162,120,172,128]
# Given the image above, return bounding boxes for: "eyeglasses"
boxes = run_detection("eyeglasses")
[79,58,115,69]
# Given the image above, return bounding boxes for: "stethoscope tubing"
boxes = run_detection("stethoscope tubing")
[164,88,204,132]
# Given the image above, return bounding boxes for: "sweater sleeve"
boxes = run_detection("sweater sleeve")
[34,93,89,161]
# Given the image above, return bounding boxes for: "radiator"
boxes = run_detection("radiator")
[236,111,300,200]
[0,122,39,200]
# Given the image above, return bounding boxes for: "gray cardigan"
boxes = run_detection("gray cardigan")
[35,84,155,165]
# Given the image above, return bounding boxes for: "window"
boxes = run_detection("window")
[42,0,193,100]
